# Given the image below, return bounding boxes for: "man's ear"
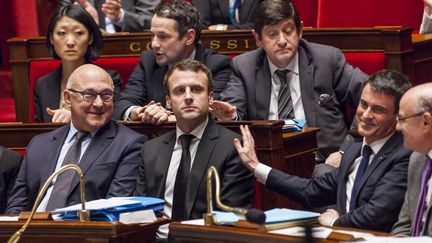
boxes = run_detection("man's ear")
[424,112,432,128]
[166,95,171,110]
[64,90,72,108]
[252,30,262,47]
[185,29,196,46]
[209,91,214,103]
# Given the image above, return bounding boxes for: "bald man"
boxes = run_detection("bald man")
[6,64,147,214]
[393,83,432,236]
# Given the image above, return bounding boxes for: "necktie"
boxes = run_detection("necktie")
[229,0,240,25]
[412,156,432,236]
[275,69,295,119]
[45,131,90,211]
[171,134,195,221]
[349,145,373,211]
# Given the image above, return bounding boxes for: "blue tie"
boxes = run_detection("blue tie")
[349,145,373,211]
[229,0,240,25]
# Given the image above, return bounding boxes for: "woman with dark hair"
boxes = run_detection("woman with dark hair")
[34,4,122,122]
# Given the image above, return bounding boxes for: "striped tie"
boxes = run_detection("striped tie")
[229,0,240,25]
[275,69,294,119]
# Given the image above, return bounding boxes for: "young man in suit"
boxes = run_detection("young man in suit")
[134,59,254,238]
[60,0,161,32]
[114,0,231,123]
[234,70,412,232]
[211,0,368,162]
[392,83,432,236]
[6,64,147,214]
[0,146,22,213]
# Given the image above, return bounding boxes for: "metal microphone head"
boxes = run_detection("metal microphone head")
[245,208,266,225]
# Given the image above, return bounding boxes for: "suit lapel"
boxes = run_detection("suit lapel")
[238,0,253,23]
[46,68,62,110]
[298,43,317,126]
[68,121,116,193]
[40,125,69,190]
[184,120,218,219]
[154,132,176,197]
[255,51,272,119]
[338,143,362,214]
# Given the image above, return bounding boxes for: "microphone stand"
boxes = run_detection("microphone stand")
[7,164,89,243]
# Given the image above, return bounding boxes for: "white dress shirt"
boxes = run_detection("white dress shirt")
[158,117,208,238]
[421,7,432,34]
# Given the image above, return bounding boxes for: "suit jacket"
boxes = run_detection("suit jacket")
[33,66,122,122]
[134,119,255,220]
[392,152,432,236]
[266,132,411,232]
[0,146,22,214]
[6,120,147,214]
[192,0,260,29]
[113,44,231,119]
[60,0,160,32]
[220,39,368,158]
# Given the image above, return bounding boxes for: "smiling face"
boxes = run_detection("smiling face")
[64,65,113,132]
[356,84,397,144]
[165,69,213,132]
[253,18,301,68]
[51,16,90,64]
[150,15,194,66]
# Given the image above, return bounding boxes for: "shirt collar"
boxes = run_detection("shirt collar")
[175,117,208,141]
[427,149,432,160]
[67,122,96,143]
[362,132,395,155]
[268,51,299,76]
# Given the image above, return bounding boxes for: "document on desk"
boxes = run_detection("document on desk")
[0,216,19,221]
[270,226,375,240]
[349,236,432,243]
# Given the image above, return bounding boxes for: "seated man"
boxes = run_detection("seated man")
[135,59,254,238]
[60,0,161,32]
[392,83,432,236]
[234,70,412,232]
[0,146,22,213]
[212,0,368,162]
[114,0,231,124]
[6,64,147,214]
[420,0,432,34]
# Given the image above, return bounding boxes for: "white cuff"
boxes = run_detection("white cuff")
[254,163,272,185]
[123,105,141,121]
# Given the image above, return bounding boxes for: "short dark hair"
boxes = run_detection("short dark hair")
[363,69,411,113]
[154,0,201,44]
[46,4,103,62]
[254,0,302,37]
[164,59,213,95]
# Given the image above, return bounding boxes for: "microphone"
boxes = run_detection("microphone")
[204,166,266,226]
[7,164,89,243]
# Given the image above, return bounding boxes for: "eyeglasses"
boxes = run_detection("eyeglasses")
[68,88,114,102]
[396,112,424,123]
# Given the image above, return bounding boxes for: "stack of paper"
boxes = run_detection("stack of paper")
[265,208,319,230]
[283,119,306,132]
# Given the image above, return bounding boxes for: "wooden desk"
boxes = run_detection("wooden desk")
[0,218,168,243]
[8,27,415,122]
[0,120,318,210]
[169,222,388,243]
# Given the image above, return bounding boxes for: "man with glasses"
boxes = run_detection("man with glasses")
[6,64,147,214]
[392,83,432,236]
[234,70,412,232]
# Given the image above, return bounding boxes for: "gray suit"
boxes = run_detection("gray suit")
[220,39,368,158]
[392,152,432,236]
[60,0,161,32]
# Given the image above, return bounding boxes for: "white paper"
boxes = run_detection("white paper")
[348,236,432,243]
[270,226,332,239]
[53,198,139,212]
[119,209,157,224]
[0,216,19,221]
[181,218,205,226]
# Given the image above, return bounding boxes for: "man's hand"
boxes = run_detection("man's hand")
[209,100,237,120]
[129,101,173,125]
[318,209,340,227]
[102,0,122,23]
[233,125,260,172]
[47,107,71,123]
[324,151,343,168]
[75,0,99,25]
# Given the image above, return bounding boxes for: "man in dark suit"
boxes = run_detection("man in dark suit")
[0,146,22,213]
[113,0,231,124]
[135,60,254,238]
[6,64,147,214]
[392,83,432,236]
[212,0,368,161]
[234,70,412,232]
[193,0,260,30]
[60,0,161,32]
